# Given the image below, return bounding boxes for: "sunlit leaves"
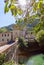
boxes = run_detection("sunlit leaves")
[30,0,43,17]
[4,0,44,17]
[33,16,44,33]
[10,5,17,16]
[4,2,9,13]
[4,0,44,30]
[10,0,16,4]
[4,0,23,16]
[10,5,22,16]
[35,30,44,43]
[33,3,38,12]
[4,6,9,13]
[9,5,15,10]
[4,0,44,15]
[39,0,42,1]
[17,8,23,15]
[33,23,41,33]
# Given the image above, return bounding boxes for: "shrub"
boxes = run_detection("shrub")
[18,37,28,48]
[0,53,5,65]
[18,37,25,48]
[2,60,14,65]
[35,30,44,44]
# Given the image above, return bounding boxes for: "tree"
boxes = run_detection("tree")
[4,0,44,18]
[33,15,44,33]
[35,30,44,45]
[0,28,7,33]
[4,0,44,31]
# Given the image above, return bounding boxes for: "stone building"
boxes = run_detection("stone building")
[0,29,26,46]
[12,30,26,40]
[0,32,12,46]
[11,30,20,41]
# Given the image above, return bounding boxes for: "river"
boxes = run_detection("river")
[25,54,44,65]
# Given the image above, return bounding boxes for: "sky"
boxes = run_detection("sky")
[0,0,15,28]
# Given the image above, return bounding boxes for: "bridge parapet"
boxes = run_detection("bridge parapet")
[0,40,18,61]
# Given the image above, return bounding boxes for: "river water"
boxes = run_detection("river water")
[25,54,44,65]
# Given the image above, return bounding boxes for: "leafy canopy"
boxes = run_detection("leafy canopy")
[4,0,44,18]
[4,0,44,31]
[35,30,44,43]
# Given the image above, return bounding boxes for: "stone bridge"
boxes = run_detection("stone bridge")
[0,38,44,64]
[0,40,18,62]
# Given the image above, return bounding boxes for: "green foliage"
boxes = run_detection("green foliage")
[4,0,44,31]
[16,19,25,30]
[4,0,44,16]
[35,30,44,43]
[4,0,44,40]
[4,2,9,13]
[33,16,44,33]
[17,8,23,15]
[33,0,44,15]
[0,28,7,33]
[3,60,14,65]
[0,53,5,65]
[18,37,25,47]
[10,5,17,16]
[4,0,23,16]
[0,54,14,65]
[18,37,27,48]
[33,22,41,33]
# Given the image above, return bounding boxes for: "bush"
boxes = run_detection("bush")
[2,60,14,65]
[35,30,44,44]
[18,37,28,48]
[18,37,24,44]
[0,54,14,65]
[18,37,25,48]
[0,53,5,65]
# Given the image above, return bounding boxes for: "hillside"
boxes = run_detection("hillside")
[0,24,15,33]
[0,18,39,33]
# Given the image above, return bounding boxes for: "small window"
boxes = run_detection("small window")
[5,34,6,37]
[7,39,9,42]
[8,34,9,36]
[2,34,3,37]
[2,39,4,41]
